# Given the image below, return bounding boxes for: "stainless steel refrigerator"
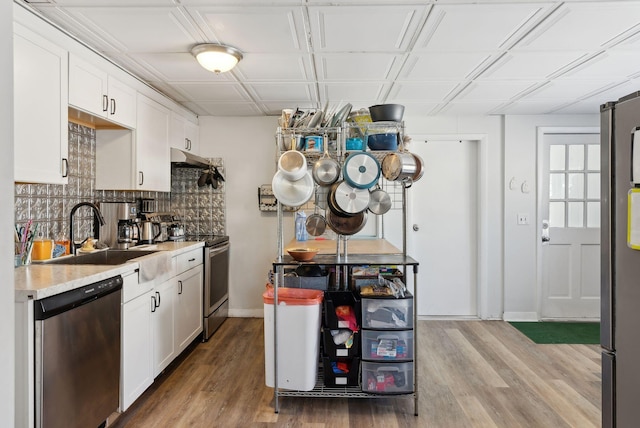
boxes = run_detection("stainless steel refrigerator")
[601,91,640,428]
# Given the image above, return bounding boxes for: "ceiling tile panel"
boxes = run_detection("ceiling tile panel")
[388,82,459,101]
[308,5,427,51]
[233,53,313,81]
[184,101,263,117]
[559,51,640,80]
[517,2,640,50]
[455,80,539,101]
[437,100,507,116]
[245,83,317,103]
[316,53,401,81]
[416,3,548,51]
[480,51,588,80]
[399,52,492,80]
[521,80,617,102]
[63,7,201,52]
[319,82,388,104]
[133,53,234,82]
[170,83,252,102]
[187,6,308,53]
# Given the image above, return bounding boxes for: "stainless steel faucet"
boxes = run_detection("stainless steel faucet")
[69,202,106,255]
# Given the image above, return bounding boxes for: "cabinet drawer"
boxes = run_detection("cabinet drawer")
[362,329,413,361]
[122,270,154,303]
[175,248,203,274]
[323,328,360,358]
[361,361,414,394]
[361,295,413,330]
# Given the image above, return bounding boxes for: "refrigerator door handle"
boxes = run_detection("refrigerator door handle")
[541,220,550,243]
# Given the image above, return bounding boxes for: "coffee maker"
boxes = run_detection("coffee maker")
[98,202,139,249]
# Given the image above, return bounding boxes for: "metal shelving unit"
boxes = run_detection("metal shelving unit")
[269,120,419,416]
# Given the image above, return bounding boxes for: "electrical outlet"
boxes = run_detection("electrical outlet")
[517,213,529,225]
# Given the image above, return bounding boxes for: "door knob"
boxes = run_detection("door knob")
[541,220,550,243]
[413,224,419,232]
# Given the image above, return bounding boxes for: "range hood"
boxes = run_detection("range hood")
[170,148,211,168]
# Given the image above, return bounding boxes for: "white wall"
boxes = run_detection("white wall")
[2,0,15,425]
[198,113,600,321]
[503,114,599,321]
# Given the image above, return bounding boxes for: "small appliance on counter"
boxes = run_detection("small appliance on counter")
[139,212,186,242]
[98,202,139,249]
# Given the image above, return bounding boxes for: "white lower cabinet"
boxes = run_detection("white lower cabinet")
[121,249,203,410]
[121,277,154,412]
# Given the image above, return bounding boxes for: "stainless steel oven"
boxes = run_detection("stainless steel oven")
[187,235,230,340]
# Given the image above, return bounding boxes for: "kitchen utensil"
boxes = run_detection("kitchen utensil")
[330,103,352,127]
[277,148,308,181]
[272,170,314,207]
[411,152,425,182]
[312,140,340,186]
[367,133,398,151]
[382,151,418,181]
[287,247,319,262]
[332,180,370,215]
[342,152,380,189]
[368,185,392,215]
[326,210,367,235]
[307,110,324,129]
[198,169,210,187]
[306,188,327,237]
[369,104,405,122]
[139,220,161,244]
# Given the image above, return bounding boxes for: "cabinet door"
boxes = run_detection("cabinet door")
[184,120,200,153]
[121,290,153,411]
[152,279,175,377]
[175,265,203,354]
[68,53,108,118]
[107,75,136,128]
[136,94,170,192]
[169,113,188,151]
[13,23,68,184]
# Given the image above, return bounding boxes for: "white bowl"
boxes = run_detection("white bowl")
[277,150,307,181]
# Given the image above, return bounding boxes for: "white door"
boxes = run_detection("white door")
[540,132,600,319]
[410,139,479,317]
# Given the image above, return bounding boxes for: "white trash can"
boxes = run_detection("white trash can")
[263,286,324,391]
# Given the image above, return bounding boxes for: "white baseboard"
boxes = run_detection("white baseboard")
[503,312,538,322]
[229,308,264,318]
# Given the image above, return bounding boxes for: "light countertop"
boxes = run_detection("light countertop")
[15,241,204,301]
[285,238,402,255]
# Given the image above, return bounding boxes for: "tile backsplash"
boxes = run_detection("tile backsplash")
[15,122,225,244]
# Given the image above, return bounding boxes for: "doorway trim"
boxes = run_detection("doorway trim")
[408,133,490,319]
[535,126,600,320]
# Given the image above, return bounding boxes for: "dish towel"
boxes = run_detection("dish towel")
[138,252,172,284]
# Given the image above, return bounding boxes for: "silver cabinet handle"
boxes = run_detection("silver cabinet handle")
[178,280,183,295]
[102,94,108,112]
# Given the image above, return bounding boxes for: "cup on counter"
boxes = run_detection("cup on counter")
[31,236,54,261]
[15,242,32,266]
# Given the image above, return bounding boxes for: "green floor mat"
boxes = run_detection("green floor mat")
[509,321,600,344]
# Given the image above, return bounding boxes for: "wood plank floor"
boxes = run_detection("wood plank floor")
[111,318,601,428]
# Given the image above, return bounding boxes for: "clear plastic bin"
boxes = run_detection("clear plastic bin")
[361,361,414,394]
[362,330,414,361]
[361,295,413,330]
[263,286,324,391]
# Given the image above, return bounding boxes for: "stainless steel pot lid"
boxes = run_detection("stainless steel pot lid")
[271,170,314,208]
[333,181,370,214]
[342,152,380,189]
[368,187,392,215]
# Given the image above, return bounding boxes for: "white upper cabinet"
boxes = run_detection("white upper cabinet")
[169,112,200,153]
[69,53,136,129]
[135,94,171,191]
[13,23,68,185]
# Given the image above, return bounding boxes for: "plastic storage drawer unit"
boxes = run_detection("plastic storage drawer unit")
[361,294,413,330]
[361,361,414,394]
[362,329,414,361]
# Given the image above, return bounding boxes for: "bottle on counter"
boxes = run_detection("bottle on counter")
[295,211,308,242]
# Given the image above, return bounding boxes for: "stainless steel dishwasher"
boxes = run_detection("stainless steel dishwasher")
[34,275,122,428]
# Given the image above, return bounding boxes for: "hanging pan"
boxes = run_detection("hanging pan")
[271,170,314,208]
[330,180,370,215]
[342,152,380,189]
[368,185,392,215]
[306,187,327,237]
[312,136,340,186]
[327,210,368,236]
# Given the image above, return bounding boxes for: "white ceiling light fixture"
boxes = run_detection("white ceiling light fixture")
[191,43,243,74]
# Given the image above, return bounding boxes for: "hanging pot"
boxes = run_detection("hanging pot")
[331,180,370,215]
[326,210,368,236]
[411,152,425,182]
[342,152,380,189]
[381,152,417,181]
[277,139,308,181]
[312,139,340,186]
[368,185,392,215]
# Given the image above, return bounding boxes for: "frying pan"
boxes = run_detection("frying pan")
[326,210,367,236]
[368,185,392,215]
[312,139,340,186]
[306,187,327,236]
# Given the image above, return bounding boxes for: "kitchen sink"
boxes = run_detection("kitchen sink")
[45,249,158,265]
